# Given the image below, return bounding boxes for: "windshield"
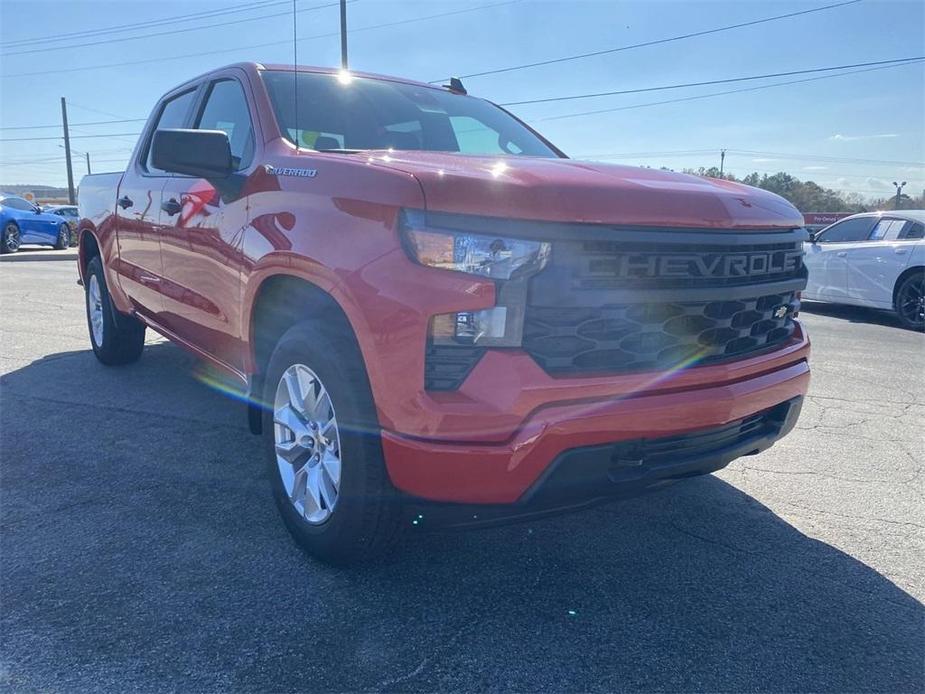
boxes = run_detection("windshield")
[262,70,560,158]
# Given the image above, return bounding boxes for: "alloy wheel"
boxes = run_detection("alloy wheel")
[4,224,19,252]
[88,274,104,346]
[898,276,925,328]
[273,363,342,524]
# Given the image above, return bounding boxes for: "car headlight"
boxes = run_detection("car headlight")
[400,209,550,280]
[400,210,551,350]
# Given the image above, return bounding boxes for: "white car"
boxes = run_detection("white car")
[802,210,925,330]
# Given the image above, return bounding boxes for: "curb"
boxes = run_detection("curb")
[0,251,79,263]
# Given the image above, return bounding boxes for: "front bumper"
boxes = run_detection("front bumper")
[381,351,809,506]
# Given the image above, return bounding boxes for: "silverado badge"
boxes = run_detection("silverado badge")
[266,165,317,178]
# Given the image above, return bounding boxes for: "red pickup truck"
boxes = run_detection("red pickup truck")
[78,63,810,563]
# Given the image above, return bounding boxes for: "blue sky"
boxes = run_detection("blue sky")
[1,0,923,201]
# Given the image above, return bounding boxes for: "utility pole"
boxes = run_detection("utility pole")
[892,181,906,210]
[719,149,726,178]
[340,0,348,70]
[60,97,75,204]
[85,152,91,175]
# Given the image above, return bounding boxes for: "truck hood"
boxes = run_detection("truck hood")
[361,150,802,230]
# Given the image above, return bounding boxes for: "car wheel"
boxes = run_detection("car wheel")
[1,222,20,254]
[54,223,70,250]
[85,256,146,364]
[895,270,925,331]
[262,320,402,565]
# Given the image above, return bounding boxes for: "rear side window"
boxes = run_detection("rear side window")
[146,89,197,173]
[902,222,924,240]
[819,217,874,242]
[869,219,907,241]
[195,79,255,170]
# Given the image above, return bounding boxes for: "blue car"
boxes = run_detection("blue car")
[0,194,72,253]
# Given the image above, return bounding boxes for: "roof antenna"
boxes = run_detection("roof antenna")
[444,77,467,95]
[292,0,299,149]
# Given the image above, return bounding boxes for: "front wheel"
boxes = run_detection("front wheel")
[85,256,146,364]
[1,222,20,254]
[262,320,402,564]
[54,223,70,250]
[894,271,925,331]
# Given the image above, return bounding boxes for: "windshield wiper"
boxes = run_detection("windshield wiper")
[315,148,366,154]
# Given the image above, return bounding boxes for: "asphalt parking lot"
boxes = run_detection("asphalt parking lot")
[2,259,923,692]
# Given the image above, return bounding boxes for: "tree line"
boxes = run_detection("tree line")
[679,167,923,213]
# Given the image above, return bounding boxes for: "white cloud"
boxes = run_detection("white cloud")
[751,158,777,163]
[803,166,829,171]
[864,177,891,190]
[828,133,899,142]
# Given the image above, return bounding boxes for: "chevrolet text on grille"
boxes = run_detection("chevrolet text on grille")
[591,250,804,279]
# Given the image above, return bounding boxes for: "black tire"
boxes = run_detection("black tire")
[84,256,146,365]
[1,222,20,254]
[54,223,70,250]
[262,320,402,565]
[894,270,925,331]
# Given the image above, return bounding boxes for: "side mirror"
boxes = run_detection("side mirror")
[151,129,233,179]
[808,231,818,243]
[33,205,42,214]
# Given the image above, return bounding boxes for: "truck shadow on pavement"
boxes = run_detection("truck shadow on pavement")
[2,342,922,692]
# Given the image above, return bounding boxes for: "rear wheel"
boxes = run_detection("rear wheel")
[54,223,70,250]
[894,271,924,331]
[84,256,146,364]
[2,222,20,254]
[262,320,402,564]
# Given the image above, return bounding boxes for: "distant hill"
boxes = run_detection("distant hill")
[0,184,70,197]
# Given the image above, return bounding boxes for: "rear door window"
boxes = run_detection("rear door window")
[868,219,907,241]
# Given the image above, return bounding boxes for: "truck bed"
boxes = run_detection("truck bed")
[77,172,124,228]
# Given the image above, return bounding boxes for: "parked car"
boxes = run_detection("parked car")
[77,63,811,564]
[43,205,79,245]
[0,195,72,253]
[803,211,924,330]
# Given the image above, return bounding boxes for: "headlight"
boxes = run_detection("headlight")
[400,210,551,351]
[400,210,550,280]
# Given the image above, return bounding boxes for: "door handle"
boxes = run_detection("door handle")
[894,248,908,255]
[118,195,133,210]
[161,198,182,216]
[836,251,847,257]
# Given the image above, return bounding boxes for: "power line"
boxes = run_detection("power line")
[0,118,146,131]
[574,149,923,169]
[67,102,138,121]
[529,60,922,124]
[0,0,287,49]
[0,133,141,143]
[728,150,925,167]
[429,0,863,82]
[500,57,924,106]
[0,0,519,80]
[1,1,344,58]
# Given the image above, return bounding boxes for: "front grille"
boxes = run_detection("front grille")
[525,398,801,506]
[609,409,773,480]
[524,291,799,374]
[523,228,807,376]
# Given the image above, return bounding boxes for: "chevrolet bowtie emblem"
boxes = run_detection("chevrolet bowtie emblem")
[773,305,789,319]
